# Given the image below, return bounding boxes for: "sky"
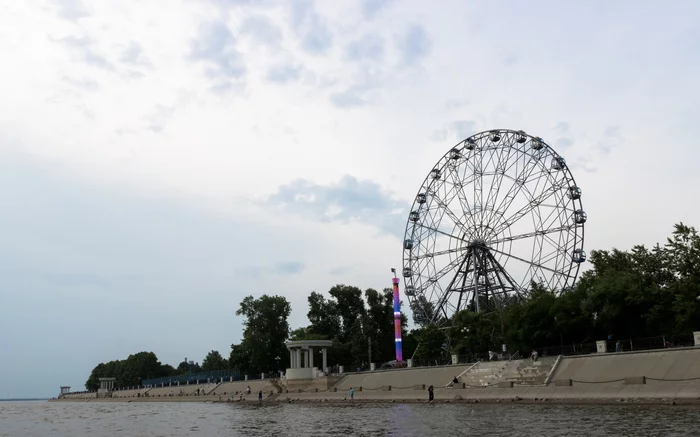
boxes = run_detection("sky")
[1,0,699,399]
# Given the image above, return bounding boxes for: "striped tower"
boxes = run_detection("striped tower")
[392,276,403,362]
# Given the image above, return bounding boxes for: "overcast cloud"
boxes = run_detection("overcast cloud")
[1,0,699,398]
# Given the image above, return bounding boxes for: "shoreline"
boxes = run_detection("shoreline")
[51,385,700,406]
[49,397,699,406]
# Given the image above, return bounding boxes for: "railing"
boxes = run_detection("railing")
[143,369,242,387]
[371,333,698,371]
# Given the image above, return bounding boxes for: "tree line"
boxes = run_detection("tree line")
[86,223,700,388]
[85,350,232,390]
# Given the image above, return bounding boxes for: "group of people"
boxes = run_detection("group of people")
[228,385,264,403]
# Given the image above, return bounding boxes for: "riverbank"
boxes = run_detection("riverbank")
[54,346,700,406]
[51,383,700,406]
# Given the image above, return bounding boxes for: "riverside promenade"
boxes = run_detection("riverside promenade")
[55,346,700,405]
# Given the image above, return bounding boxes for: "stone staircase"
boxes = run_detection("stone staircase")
[201,382,220,395]
[456,357,558,387]
[268,379,284,393]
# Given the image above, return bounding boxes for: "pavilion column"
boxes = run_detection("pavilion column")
[289,348,295,368]
[309,347,314,368]
[322,348,327,372]
[295,348,301,368]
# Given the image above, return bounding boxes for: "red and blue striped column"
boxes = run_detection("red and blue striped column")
[392,277,403,362]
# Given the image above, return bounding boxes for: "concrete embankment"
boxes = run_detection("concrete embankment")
[53,347,700,405]
[550,347,700,384]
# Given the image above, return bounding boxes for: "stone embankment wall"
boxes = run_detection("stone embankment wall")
[331,357,557,391]
[550,347,700,385]
[58,379,278,401]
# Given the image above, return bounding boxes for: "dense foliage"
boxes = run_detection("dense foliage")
[228,294,292,375]
[202,350,228,371]
[290,285,409,367]
[85,351,176,390]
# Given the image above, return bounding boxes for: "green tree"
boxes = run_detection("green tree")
[85,351,173,390]
[414,324,447,363]
[328,285,366,343]
[176,360,202,375]
[202,350,228,371]
[230,294,291,375]
[307,291,341,338]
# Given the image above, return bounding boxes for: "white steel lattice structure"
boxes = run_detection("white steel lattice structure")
[402,129,586,325]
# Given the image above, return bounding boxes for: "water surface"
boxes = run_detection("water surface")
[1,401,699,436]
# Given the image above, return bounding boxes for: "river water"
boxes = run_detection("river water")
[1,400,699,436]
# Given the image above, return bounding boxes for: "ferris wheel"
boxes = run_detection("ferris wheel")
[402,129,586,326]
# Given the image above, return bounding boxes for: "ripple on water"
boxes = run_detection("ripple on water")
[2,401,700,437]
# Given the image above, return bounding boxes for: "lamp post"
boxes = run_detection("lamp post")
[461,327,470,361]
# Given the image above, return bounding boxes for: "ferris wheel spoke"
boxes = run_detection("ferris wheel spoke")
[445,164,480,231]
[449,172,480,231]
[482,145,515,228]
[493,182,567,236]
[414,256,466,293]
[415,223,469,243]
[411,246,467,260]
[429,189,471,234]
[487,246,565,277]
[487,147,543,223]
[488,224,574,245]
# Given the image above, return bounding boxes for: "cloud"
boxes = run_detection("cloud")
[144,105,175,133]
[396,24,431,64]
[555,137,573,149]
[62,76,100,92]
[361,0,391,20]
[190,21,246,80]
[432,120,476,142]
[240,15,283,46]
[289,0,333,55]
[52,0,89,21]
[445,99,469,109]
[554,121,570,134]
[328,265,354,276]
[277,261,305,275]
[266,64,302,83]
[55,36,113,70]
[605,126,620,137]
[450,120,476,140]
[235,261,305,278]
[207,0,276,7]
[596,126,622,154]
[266,175,409,238]
[345,34,384,62]
[329,69,384,108]
[119,42,153,68]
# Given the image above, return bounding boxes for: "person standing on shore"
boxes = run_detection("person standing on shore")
[258,390,263,404]
[428,385,434,402]
[349,387,354,400]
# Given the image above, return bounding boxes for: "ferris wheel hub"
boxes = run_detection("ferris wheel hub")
[467,239,489,249]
